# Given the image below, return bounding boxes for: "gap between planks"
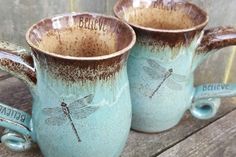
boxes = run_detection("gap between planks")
[0,73,12,81]
[152,108,236,157]
[157,109,236,157]
[121,98,236,157]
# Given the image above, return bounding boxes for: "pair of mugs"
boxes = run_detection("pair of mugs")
[1,0,236,157]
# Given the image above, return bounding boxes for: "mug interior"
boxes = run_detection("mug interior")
[114,0,208,30]
[27,13,135,57]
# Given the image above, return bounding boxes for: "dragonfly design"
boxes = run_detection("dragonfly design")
[43,94,98,143]
[143,59,186,98]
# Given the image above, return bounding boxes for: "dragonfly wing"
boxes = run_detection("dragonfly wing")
[172,73,187,82]
[45,115,67,126]
[42,107,62,116]
[146,59,167,73]
[72,106,99,120]
[143,66,163,79]
[69,94,94,113]
[166,79,183,90]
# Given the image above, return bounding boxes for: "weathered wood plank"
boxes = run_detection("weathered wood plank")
[157,110,236,157]
[0,77,32,136]
[72,0,117,14]
[121,98,236,157]
[0,78,31,112]
[0,145,42,157]
[0,78,236,157]
[0,78,41,157]
[0,72,11,81]
[77,0,106,13]
[105,0,117,15]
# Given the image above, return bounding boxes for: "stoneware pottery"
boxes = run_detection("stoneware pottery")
[114,0,236,132]
[0,12,136,157]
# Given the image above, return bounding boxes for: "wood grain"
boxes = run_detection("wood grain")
[0,77,32,113]
[0,77,40,157]
[121,98,236,157]
[0,72,11,82]
[0,145,42,157]
[157,110,236,157]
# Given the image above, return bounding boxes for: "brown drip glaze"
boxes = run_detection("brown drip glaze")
[32,48,128,82]
[197,27,236,53]
[134,28,202,48]
[26,13,135,82]
[0,48,36,85]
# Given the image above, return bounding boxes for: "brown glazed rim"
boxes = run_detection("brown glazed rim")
[26,12,136,61]
[113,1,209,33]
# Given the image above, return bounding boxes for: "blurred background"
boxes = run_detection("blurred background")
[0,0,236,84]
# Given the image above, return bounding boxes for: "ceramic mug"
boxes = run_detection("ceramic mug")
[114,0,236,132]
[0,12,136,157]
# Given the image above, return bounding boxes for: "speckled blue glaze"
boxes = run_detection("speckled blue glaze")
[114,0,236,133]
[0,12,136,157]
[128,37,197,132]
[32,63,131,157]
[128,31,236,133]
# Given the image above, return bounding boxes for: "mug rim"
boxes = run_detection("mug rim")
[113,0,209,33]
[26,12,136,61]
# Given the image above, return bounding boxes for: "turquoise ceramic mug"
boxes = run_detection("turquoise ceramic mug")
[114,0,236,132]
[0,12,136,157]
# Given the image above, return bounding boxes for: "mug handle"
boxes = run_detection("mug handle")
[191,27,236,120]
[0,41,36,151]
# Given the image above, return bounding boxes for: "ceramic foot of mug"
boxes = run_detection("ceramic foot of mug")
[131,114,183,133]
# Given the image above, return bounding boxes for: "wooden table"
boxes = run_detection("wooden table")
[1,72,236,157]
